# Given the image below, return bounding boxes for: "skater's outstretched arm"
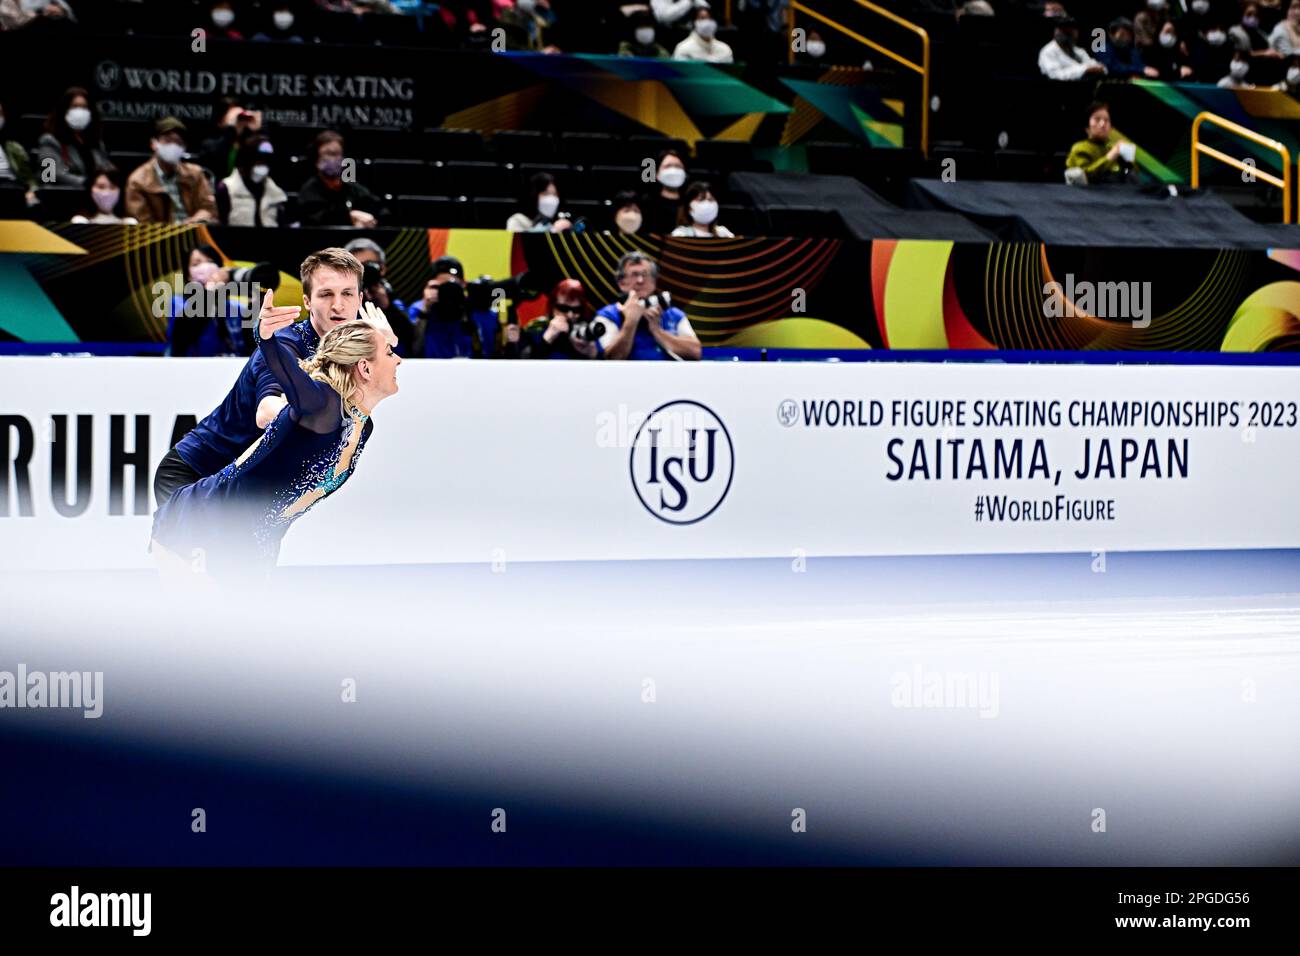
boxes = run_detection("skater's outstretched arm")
[256,291,333,420]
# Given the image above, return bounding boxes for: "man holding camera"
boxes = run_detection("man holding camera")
[595,251,701,361]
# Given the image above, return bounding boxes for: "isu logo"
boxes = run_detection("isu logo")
[629,400,734,525]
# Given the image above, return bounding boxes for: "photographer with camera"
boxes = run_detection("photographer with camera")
[515,279,600,360]
[347,237,415,355]
[595,251,700,361]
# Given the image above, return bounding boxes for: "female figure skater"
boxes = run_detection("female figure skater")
[151,290,400,585]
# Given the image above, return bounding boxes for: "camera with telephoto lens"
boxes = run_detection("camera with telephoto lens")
[361,261,393,301]
[569,318,606,343]
[639,290,671,311]
[229,261,281,292]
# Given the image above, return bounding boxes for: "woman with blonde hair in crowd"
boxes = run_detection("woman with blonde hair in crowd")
[150,291,401,586]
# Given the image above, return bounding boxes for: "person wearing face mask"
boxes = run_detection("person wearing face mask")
[1219,48,1258,84]
[216,135,287,227]
[295,129,388,228]
[795,28,829,66]
[619,11,670,57]
[642,149,689,235]
[1268,0,1300,53]
[673,3,734,63]
[611,191,644,235]
[124,117,217,225]
[1096,18,1158,78]
[1146,22,1196,79]
[165,244,241,358]
[1231,3,1280,60]
[671,182,734,237]
[1191,17,1236,78]
[0,99,40,207]
[253,3,305,42]
[1038,16,1107,80]
[71,166,138,225]
[35,86,110,189]
[495,0,556,51]
[207,1,245,40]
[506,171,573,232]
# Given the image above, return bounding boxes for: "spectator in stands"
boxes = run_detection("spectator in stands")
[517,279,599,359]
[795,29,829,66]
[506,171,574,232]
[166,244,246,358]
[1096,17,1159,78]
[348,237,415,355]
[124,117,218,224]
[1232,2,1280,60]
[200,99,263,179]
[71,167,138,224]
[1146,20,1196,78]
[1042,2,1067,17]
[673,3,733,63]
[1269,0,1300,52]
[595,250,700,361]
[253,3,307,41]
[36,87,111,188]
[642,149,688,234]
[0,99,39,206]
[1219,46,1257,83]
[407,255,498,358]
[0,0,73,29]
[619,10,670,57]
[497,0,558,51]
[612,190,643,234]
[1131,11,1155,52]
[207,1,246,39]
[216,135,288,227]
[653,0,702,28]
[295,130,388,228]
[672,181,734,237]
[1276,51,1300,87]
[1191,17,1235,80]
[1038,16,1107,80]
[1065,102,1137,185]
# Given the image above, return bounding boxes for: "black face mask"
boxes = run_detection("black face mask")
[1056,29,1076,50]
[1113,34,1131,49]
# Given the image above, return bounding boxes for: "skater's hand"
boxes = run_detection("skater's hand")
[359,300,399,348]
[257,289,300,340]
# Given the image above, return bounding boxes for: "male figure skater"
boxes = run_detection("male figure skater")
[152,246,394,506]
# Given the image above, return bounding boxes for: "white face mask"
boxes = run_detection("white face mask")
[1231,59,1250,77]
[155,141,186,164]
[1147,0,1166,9]
[92,188,119,212]
[806,40,826,58]
[273,11,294,30]
[1289,66,1300,84]
[616,210,642,233]
[537,193,560,218]
[517,0,536,13]
[1192,0,1210,12]
[65,107,92,131]
[211,7,235,28]
[1206,30,1227,45]
[658,165,686,189]
[251,164,270,183]
[1159,32,1176,48]
[690,198,718,225]
[635,26,655,45]
[695,18,718,40]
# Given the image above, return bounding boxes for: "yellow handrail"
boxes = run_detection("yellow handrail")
[787,0,930,157]
[1191,111,1292,223]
